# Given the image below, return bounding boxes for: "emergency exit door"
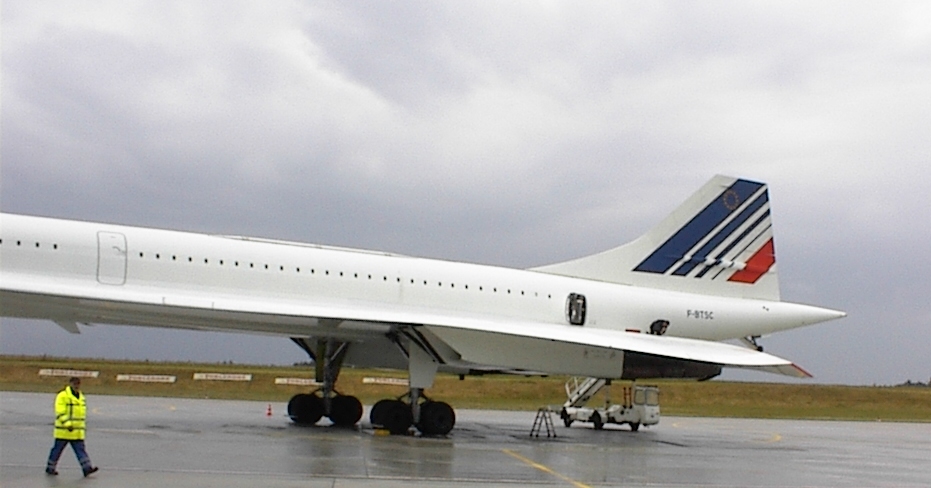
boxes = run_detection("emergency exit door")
[97,231,127,285]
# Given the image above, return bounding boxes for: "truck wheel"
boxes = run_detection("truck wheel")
[630,422,640,432]
[560,408,573,427]
[590,411,604,430]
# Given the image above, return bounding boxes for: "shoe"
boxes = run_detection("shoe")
[45,469,59,476]
[83,466,99,477]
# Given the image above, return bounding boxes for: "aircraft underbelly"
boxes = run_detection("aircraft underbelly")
[426,325,624,378]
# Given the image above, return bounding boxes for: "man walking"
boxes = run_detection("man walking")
[46,377,99,477]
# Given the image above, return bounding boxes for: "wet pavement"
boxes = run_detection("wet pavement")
[2,391,929,487]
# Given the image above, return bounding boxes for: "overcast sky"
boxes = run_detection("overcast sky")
[2,1,929,386]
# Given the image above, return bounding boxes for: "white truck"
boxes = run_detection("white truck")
[559,378,660,431]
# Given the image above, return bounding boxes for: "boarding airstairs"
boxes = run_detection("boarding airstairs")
[563,376,608,408]
[559,377,660,431]
[530,377,604,438]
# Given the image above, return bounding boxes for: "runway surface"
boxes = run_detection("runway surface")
[2,391,929,487]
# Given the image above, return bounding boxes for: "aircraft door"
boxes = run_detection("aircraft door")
[566,293,586,326]
[97,231,127,285]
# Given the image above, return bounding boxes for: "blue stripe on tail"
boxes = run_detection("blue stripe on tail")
[670,191,769,276]
[633,179,764,274]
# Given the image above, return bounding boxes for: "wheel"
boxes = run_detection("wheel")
[369,399,394,426]
[380,400,413,435]
[630,422,640,432]
[287,393,324,425]
[590,411,604,430]
[328,395,363,426]
[560,408,573,428]
[418,401,455,436]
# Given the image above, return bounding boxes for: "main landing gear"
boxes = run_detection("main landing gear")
[287,338,364,428]
[369,389,456,436]
[287,334,456,436]
[287,390,362,426]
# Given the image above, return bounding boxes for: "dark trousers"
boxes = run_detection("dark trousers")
[47,439,92,473]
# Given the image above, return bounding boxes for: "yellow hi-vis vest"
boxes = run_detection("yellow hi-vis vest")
[53,386,87,440]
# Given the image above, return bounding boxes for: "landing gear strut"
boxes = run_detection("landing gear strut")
[367,329,456,436]
[287,338,363,427]
[741,335,764,352]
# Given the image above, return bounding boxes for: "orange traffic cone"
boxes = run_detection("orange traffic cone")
[266,404,273,417]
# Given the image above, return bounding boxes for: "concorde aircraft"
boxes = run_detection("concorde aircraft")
[0,175,844,435]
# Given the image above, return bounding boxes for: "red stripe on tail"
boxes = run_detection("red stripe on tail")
[728,238,775,284]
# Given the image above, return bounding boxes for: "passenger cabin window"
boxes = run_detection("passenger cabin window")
[566,293,586,326]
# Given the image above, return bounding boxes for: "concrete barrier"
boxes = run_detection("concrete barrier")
[362,377,409,386]
[274,377,320,386]
[116,374,177,383]
[193,373,252,381]
[39,369,99,378]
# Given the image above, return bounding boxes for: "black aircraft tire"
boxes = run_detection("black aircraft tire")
[329,395,363,426]
[381,400,413,435]
[288,393,324,425]
[369,399,394,426]
[418,401,455,436]
[287,393,304,422]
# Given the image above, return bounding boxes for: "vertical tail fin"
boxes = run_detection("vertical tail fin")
[533,175,780,300]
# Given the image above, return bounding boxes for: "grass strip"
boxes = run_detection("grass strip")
[2,355,928,422]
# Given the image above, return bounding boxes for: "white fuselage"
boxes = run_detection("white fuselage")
[1,213,837,346]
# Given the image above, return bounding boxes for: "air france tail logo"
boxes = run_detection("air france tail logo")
[634,179,775,284]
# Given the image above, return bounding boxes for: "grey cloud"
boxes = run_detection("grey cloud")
[2,1,929,385]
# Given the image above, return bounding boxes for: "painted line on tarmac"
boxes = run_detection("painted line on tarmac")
[501,449,591,488]
[96,428,158,436]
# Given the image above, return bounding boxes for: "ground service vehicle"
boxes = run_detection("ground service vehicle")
[560,378,659,431]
